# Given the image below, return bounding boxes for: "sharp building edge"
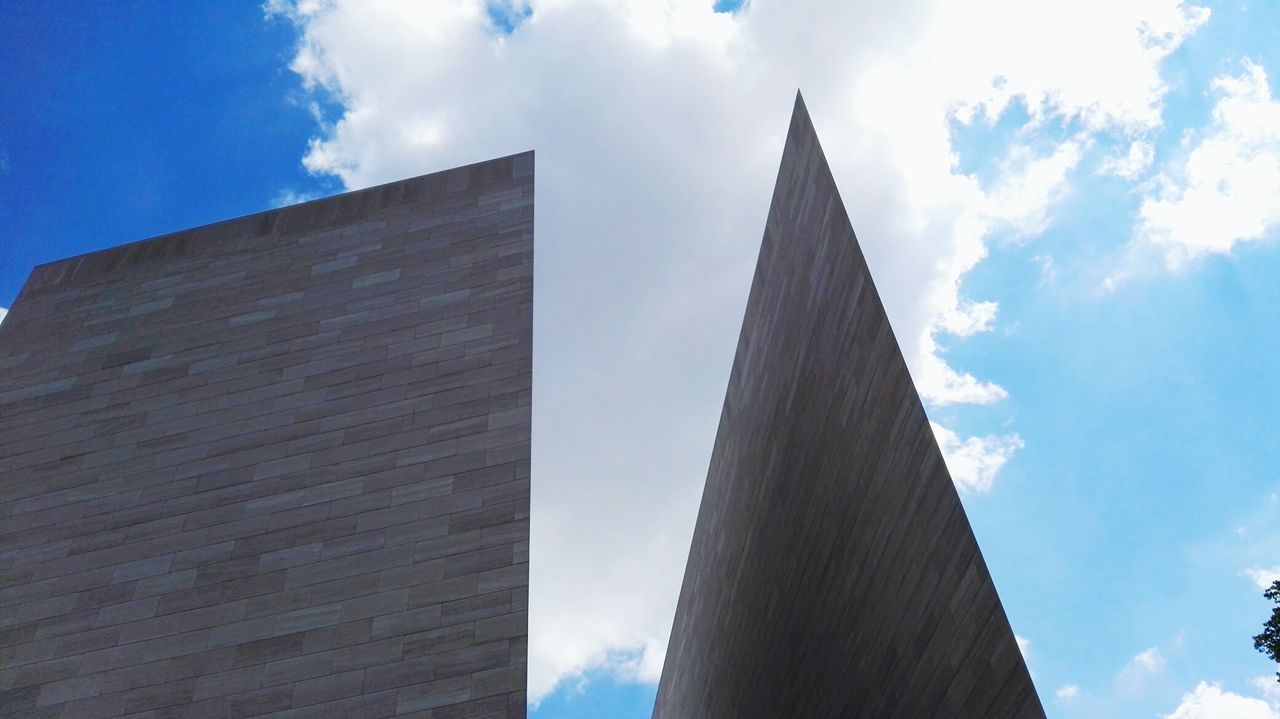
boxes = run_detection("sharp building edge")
[0,153,533,718]
[652,95,1045,718]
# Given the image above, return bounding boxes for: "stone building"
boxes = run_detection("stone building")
[652,96,1043,718]
[0,153,532,717]
[0,96,1041,718]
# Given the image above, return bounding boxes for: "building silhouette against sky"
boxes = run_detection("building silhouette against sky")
[0,97,1041,717]
[653,94,1043,718]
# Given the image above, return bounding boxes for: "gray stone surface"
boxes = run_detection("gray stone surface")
[652,96,1044,718]
[0,151,532,718]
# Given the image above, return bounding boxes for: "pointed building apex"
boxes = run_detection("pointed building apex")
[792,88,811,127]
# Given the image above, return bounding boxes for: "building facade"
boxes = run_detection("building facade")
[652,96,1045,718]
[1,96,1043,718]
[0,153,532,717]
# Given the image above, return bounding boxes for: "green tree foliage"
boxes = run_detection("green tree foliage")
[1256,579,1280,683]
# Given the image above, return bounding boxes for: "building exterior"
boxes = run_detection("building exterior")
[1,95,1042,719]
[652,96,1045,718]
[0,153,532,717]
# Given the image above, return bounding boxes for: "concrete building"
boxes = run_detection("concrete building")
[0,153,532,717]
[652,96,1045,718]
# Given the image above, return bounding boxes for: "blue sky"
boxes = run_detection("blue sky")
[0,1,337,302]
[3,1,1280,717]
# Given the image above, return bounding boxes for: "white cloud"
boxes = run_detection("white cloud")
[270,188,321,208]
[1118,647,1166,692]
[1133,647,1167,673]
[1100,139,1156,180]
[1013,635,1036,679]
[934,0,1207,132]
[1248,566,1280,590]
[1016,634,1032,658]
[0,307,8,326]
[915,350,1010,407]
[1033,255,1057,285]
[932,422,1024,493]
[1057,684,1081,702]
[986,139,1086,238]
[1162,682,1280,719]
[1253,676,1280,709]
[266,0,1207,701]
[1132,60,1280,273]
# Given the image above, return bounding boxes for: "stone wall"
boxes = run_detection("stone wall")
[0,152,532,718]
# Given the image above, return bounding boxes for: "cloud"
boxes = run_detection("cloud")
[1013,635,1036,679]
[1118,647,1166,692]
[931,422,1024,493]
[1253,676,1280,709]
[267,0,1207,701]
[1248,566,1280,590]
[1130,59,1280,274]
[1162,682,1280,719]
[1033,255,1057,285]
[986,139,1086,238]
[270,188,322,208]
[935,0,1207,132]
[1100,139,1156,180]
[0,307,7,326]
[1057,684,1081,702]
[1132,647,1167,673]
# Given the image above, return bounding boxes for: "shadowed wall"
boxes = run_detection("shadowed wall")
[652,97,1044,719]
[0,153,532,718]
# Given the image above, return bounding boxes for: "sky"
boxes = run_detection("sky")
[1,0,1279,717]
